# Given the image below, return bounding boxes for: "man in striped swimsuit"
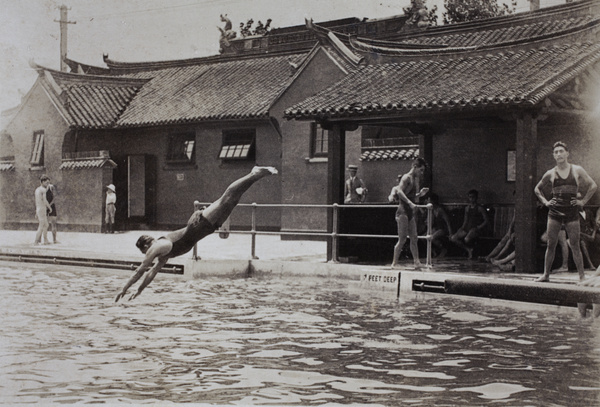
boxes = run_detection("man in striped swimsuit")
[534,142,597,283]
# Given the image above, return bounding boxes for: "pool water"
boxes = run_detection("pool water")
[0,264,599,406]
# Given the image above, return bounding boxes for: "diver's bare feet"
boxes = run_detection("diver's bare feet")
[252,166,278,177]
[534,274,550,283]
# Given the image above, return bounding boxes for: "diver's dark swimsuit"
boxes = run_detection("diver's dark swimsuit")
[160,210,217,258]
[549,166,578,223]
[46,187,57,217]
[395,178,416,221]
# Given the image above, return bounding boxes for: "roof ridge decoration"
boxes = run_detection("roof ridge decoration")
[30,61,151,87]
[349,37,477,55]
[348,17,600,56]
[305,18,365,67]
[63,56,111,75]
[394,16,599,50]
[101,49,307,74]
[326,32,364,66]
[218,14,238,54]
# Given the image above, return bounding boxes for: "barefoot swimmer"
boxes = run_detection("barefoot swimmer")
[390,157,429,269]
[115,166,278,302]
[534,142,597,283]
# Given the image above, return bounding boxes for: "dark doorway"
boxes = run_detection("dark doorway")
[113,154,157,230]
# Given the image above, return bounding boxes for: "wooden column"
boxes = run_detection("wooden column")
[326,123,346,261]
[419,134,433,187]
[514,112,538,273]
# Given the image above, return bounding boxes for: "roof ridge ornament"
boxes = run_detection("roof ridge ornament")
[218,14,237,54]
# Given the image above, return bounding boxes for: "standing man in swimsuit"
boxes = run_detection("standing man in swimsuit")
[115,166,277,302]
[46,182,58,243]
[534,141,597,282]
[390,157,429,269]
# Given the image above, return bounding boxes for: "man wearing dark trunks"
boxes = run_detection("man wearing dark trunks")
[389,157,429,269]
[115,166,278,302]
[534,142,597,283]
[46,182,59,243]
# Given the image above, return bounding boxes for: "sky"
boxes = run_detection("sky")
[0,0,565,113]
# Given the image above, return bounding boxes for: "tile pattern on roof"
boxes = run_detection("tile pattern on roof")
[62,84,141,128]
[59,158,117,170]
[398,16,596,48]
[117,53,308,127]
[43,70,146,129]
[285,42,600,119]
[360,148,419,161]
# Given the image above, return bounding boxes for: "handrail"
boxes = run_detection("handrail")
[193,202,434,267]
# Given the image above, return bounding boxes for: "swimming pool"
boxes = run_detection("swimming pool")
[0,263,599,405]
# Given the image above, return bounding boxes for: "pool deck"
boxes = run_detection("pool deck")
[3,229,600,310]
[0,228,591,284]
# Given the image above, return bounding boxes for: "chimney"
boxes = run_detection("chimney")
[530,0,540,11]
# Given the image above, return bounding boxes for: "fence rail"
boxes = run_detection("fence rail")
[195,202,434,267]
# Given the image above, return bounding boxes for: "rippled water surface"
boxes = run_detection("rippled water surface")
[1,264,600,406]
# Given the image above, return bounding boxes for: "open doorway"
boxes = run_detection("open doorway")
[113,154,157,230]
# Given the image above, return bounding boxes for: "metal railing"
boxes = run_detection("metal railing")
[194,202,434,267]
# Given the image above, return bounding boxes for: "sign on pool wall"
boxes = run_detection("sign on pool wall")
[359,270,400,293]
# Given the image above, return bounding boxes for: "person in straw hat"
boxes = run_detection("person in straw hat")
[105,184,117,234]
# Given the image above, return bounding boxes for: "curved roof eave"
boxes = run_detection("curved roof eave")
[284,42,600,122]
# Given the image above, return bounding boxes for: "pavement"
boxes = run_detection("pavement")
[0,228,589,285]
[0,229,327,264]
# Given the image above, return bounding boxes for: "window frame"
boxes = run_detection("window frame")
[219,129,256,161]
[310,122,328,158]
[30,130,45,167]
[165,132,196,166]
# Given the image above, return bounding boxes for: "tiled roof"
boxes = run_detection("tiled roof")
[0,161,15,171]
[285,42,600,120]
[360,148,419,161]
[43,70,147,129]
[395,16,597,49]
[63,84,143,128]
[116,53,308,127]
[59,158,117,170]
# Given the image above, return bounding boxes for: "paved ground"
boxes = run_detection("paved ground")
[0,228,590,285]
[0,229,327,263]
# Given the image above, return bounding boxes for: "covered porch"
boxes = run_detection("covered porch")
[285,30,600,273]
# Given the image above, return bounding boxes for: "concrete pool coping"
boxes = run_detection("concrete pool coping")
[2,229,599,310]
